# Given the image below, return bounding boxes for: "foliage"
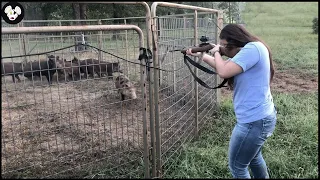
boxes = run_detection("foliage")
[15,2,240,22]
[312,17,318,34]
[218,2,241,23]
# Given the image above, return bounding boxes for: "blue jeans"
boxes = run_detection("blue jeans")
[228,108,277,179]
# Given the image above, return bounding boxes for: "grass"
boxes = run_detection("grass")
[243,2,318,74]
[163,92,318,178]
[162,2,319,179]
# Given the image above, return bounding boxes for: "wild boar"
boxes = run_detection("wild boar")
[1,62,23,83]
[114,74,137,101]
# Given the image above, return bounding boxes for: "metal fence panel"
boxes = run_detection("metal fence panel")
[151,2,222,178]
[1,25,149,178]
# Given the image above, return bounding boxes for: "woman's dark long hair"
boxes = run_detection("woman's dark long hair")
[219,24,275,89]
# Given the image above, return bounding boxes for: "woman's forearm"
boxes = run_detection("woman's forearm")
[202,52,230,78]
[202,53,216,68]
[212,52,225,75]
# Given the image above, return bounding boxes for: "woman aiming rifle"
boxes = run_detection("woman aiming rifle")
[186,24,277,179]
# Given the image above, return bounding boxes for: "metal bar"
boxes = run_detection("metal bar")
[151,2,220,15]
[124,19,129,74]
[20,21,28,62]
[97,20,103,62]
[215,11,224,107]
[158,11,214,18]
[151,16,162,178]
[139,47,149,179]
[3,25,143,38]
[158,18,163,86]
[193,10,199,139]
[1,16,147,23]
[17,22,24,62]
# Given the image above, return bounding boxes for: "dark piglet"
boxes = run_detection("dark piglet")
[71,57,122,79]
[56,58,81,81]
[1,62,23,83]
[114,74,137,101]
[23,55,60,84]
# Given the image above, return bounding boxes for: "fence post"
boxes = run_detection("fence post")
[193,10,199,138]
[151,15,162,178]
[183,16,186,38]
[97,19,103,62]
[215,11,223,107]
[158,18,163,87]
[124,19,129,74]
[20,21,28,63]
[17,22,24,62]
[59,21,63,52]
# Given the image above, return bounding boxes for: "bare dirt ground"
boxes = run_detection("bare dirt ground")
[221,69,318,99]
[271,70,318,93]
[1,74,147,178]
[1,71,206,178]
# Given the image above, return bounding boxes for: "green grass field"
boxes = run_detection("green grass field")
[163,2,318,179]
[243,2,318,74]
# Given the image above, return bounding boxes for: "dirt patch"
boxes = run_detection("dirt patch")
[271,70,318,93]
[1,75,147,178]
[1,71,203,178]
[221,70,318,99]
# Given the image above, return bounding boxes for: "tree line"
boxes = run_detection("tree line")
[1,2,243,23]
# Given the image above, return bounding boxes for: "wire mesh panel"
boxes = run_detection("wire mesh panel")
[1,26,148,178]
[152,8,221,177]
[2,17,149,60]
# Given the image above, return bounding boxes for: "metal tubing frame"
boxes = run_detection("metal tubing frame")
[193,10,199,139]
[2,25,143,36]
[151,2,222,178]
[55,5,156,177]
[2,24,150,178]
[5,2,154,177]
[216,11,224,107]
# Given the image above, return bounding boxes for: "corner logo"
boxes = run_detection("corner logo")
[1,2,24,24]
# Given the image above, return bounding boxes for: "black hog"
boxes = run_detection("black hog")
[114,74,137,101]
[71,57,122,79]
[1,62,23,83]
[56,59,81,81]
[23,55,60,84]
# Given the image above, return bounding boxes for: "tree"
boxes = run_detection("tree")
[218,2,240,23]
[72,3,88,51]
[79,4,87,25]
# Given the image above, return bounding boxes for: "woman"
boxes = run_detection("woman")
[186,24,277,179]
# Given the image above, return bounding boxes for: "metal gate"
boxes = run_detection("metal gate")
[1,25,149,178]
[150,2,223,178]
